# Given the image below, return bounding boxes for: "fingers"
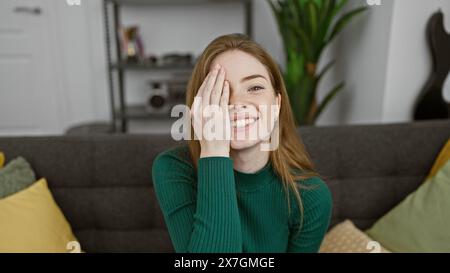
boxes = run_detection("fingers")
[191,64,231,143]
[192,63,229,126]
[192,76,207,115]
[194,71,209,101]
[220,80,230,109]
[202,64,220,108]
[210,67,225,105]
[220,80,231,140]
[192,66,216,120]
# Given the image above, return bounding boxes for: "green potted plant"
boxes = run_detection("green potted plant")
[268,0,367,125]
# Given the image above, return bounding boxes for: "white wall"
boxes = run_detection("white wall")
[51,0,110,130]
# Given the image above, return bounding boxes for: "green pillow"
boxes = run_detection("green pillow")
[365,160,450,252]
[0,157,36,199]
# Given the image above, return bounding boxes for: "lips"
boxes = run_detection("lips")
[229,108,259,129]
[230,117,259,129]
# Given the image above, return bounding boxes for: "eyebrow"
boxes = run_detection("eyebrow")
[240,74,267,83]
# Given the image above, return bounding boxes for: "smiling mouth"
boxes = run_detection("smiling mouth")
[230,117,259,129]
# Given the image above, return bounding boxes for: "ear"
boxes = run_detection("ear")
[276,93,281,108]
[275,93,281,121]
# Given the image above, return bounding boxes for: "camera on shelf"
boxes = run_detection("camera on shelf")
[146,82,169,114]
[146,79,187,114]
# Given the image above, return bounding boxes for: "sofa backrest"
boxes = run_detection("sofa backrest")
[0,120,449,252]
[299,120,449,231]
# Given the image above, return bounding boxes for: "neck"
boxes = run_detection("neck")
[230,144,270,174]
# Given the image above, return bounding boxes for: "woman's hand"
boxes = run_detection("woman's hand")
[191,64,231,158]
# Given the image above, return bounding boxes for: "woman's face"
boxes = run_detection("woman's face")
[211,50,281,150]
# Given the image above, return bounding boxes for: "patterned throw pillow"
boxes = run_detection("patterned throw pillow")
[320,220,390,253]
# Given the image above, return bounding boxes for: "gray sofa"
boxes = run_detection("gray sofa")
[0,120,449,252]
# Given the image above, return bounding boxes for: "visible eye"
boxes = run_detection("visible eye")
[248,85,265,92]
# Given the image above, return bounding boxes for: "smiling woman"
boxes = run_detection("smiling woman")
[152,33,332,253]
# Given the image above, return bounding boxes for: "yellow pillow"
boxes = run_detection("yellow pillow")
[0,152,5,169]
[320,220,390,253]
[0,178,80,253]
[428,139,450,179]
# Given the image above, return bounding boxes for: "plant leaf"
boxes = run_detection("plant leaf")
[332,0,348,18]
[327,6,367,43]
[317,60,335,83]
[314,81,344,120]
[307,1,319,43]
[288,20,313,61]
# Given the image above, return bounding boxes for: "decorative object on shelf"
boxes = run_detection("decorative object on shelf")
[414,10,450,120]
[145,78,188,114]
[146,54,159,66]
[162,53,193,67]
[268,0,367,125]
[120,25,145,63]
[146,82,170,114]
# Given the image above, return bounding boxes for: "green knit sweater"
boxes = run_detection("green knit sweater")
[152,145,332,253]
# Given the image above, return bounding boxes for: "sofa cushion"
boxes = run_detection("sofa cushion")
[366,159,450,252]
[428,139,450,178]
[0,152,4,168]
[0,178,79,253]
[0,156,36,198]
[320,220,390,253]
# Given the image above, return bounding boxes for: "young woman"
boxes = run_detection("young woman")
[152,33,332,253]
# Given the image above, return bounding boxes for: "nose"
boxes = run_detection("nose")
[229,88,248,109]
[232,104,248,111]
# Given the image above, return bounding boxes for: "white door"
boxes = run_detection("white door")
[0,0,63,135]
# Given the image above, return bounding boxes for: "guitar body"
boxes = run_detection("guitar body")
[414,11,450,120]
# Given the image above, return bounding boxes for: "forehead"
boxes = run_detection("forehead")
[211,50,270,82]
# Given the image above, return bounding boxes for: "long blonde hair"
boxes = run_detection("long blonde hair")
[185,33,318,231]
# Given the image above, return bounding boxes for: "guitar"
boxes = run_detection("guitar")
[414,10,450,120]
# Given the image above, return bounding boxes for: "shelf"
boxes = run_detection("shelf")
[106,0,250,6]
[116,105,178,120]
[110,62,194,72]
[104,0,253,132]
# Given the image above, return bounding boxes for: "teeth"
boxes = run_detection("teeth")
[236,119,246,128]
[231,118,257,128]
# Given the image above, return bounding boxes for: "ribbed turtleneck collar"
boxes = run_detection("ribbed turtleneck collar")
[233,160,276,192]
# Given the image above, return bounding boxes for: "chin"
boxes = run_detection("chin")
[230,118,259,150]
[230,138,260,150]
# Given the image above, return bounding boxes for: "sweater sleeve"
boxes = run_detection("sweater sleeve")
[152,150,242,253]
[287,177,333,253]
